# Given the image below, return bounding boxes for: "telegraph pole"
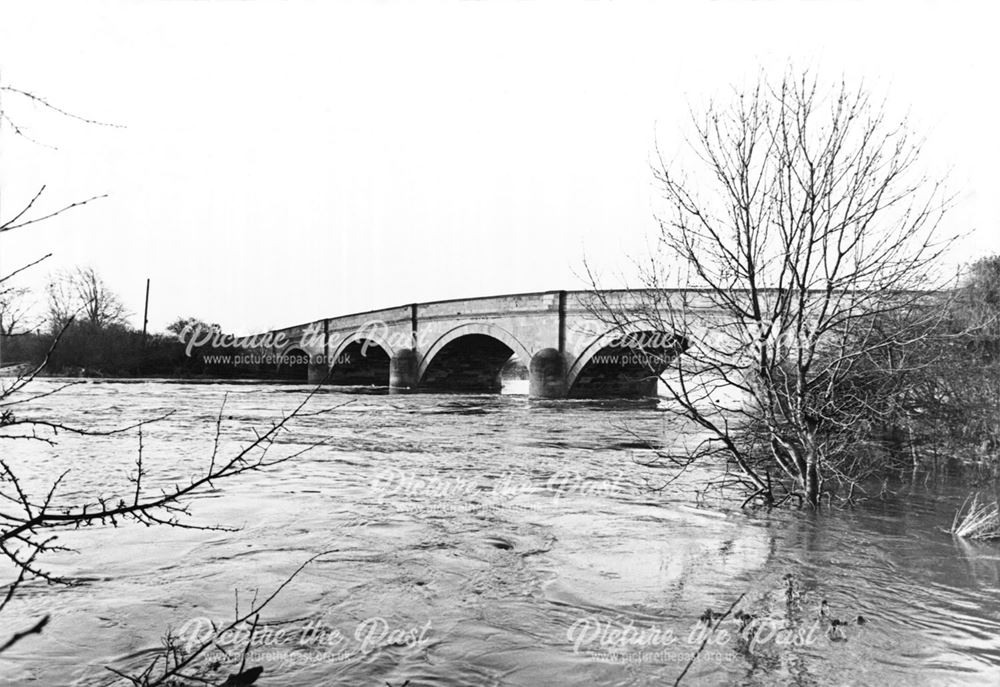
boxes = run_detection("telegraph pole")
[141,278,150,346]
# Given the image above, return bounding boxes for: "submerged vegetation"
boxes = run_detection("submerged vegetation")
[951,493,1000,541]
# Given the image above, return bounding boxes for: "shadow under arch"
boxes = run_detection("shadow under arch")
[418,323,532,393]
[324,332,397,386]
[566,328,688,398]
[275,346,311,381]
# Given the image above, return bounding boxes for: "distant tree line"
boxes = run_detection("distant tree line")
[0,266,280,378]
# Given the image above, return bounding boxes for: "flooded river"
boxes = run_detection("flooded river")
[1,380,998,686]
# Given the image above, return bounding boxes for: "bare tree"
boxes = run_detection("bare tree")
[46,265,128,331]
[0,284,34,337]
[594,72,953,507]
[0,385,342,659]
[1,78,107,343]
[1,83,346,687]
[106,552,330,687]
[0,79,110,238]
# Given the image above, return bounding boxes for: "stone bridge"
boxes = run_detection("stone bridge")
[260,290,711,398]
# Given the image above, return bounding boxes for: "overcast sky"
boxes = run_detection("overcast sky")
[1,0,997,334]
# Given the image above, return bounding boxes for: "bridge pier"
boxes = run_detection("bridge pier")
[529,348,568,399]
[389,348,419,392]
[307,360,329,385]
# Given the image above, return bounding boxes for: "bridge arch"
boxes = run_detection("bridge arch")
[329,330,397,364]
[324,331,397,386]
[566,327,687,398]
[275,345,311,381]
[417,323,532,392]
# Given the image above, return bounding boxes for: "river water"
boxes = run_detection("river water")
[1,380,998,686]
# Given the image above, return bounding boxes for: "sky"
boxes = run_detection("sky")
[1,0,997,334]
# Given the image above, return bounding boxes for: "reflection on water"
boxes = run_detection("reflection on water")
[1,380,998,686]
